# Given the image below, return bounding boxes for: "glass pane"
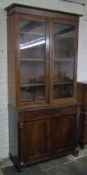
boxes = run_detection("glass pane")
[53,24,75,99]
[19,19,46,102]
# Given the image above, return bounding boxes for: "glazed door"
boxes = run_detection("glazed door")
[17,15,49,107]
[50,19,78,104]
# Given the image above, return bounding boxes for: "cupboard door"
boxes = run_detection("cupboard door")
[19,119,48,164]
[18,15,49,106]
[49,115,77,155]
[50,19,78,104]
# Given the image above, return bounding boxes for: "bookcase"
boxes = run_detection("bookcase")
[6,4,79,170]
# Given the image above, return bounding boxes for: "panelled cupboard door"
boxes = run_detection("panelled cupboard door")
[16,14,49,108]
[49,19,78,105]
[19,119,48,164]
[49,115,77,155]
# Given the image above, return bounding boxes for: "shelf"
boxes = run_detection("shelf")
[21,98,44,102]
[54,81,72,85]
[20,31,45,36]
[20,82,72,88]
[54,35,73,39]
[20,58,73,62]
[21,83,45,87]
[54,95,71,98]
[20,58,44,61]
[54,58,73,62]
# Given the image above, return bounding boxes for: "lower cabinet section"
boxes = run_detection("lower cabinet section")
[9,105,79,169]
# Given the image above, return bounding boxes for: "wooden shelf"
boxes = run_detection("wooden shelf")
[20,59,44,61]
[21,98,44,102]
[54,81,72,85]
[21,83,45,88]
[20,58,73,62]
[54,58,73,62]
[20,31,45,36]
[21,82,72,88]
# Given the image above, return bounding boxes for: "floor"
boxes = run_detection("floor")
[0,146,87,175]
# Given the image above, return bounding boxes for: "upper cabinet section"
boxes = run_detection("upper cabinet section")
[7,4,79,108]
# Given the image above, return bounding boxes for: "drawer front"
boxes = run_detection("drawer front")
[19,106,78,122]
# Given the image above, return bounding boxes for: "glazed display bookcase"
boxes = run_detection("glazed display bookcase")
[6,4,79,170]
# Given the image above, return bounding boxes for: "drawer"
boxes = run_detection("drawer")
[18,105,78,122]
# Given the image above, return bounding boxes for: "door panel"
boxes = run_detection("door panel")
[49,115,77,155]
[20,119,48,163]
